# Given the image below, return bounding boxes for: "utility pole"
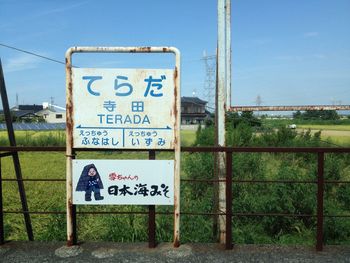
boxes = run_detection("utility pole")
[255,95,262,116]
[202,51,216,112]
[216,0,231,246]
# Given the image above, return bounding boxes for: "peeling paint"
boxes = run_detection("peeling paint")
[230,105,350,112]
[65,46,181,247]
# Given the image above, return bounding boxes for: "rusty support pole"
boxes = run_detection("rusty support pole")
[217,0,227,244]
[225,151,233,249]
[316,152,325,251]
[173,49,181,248]
[0,158,4,245]
[0,59,33,241]
[148,150,156,248]
[65,46,180,247]
[65,49,75,246]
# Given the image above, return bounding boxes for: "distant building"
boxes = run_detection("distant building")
[9,103,66,123]
[12,104,44,112]
[181,97,210,125]
[10,104,44,122]
[36,108,66,123]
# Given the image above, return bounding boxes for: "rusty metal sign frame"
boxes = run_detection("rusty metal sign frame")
[65,46,181,247]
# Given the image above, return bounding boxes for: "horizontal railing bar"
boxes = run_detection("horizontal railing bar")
[1,146,350,153]
[182,179,350,184]
[1,178,65,182]
[324,180,350,184]
[0,146,65,151]
[75,148,174,152]
[4,210,350,218]
[77,211,149,215]
[182,147,350,153]
[2,178,349,184]
[232,213,314,217]
[232,180,316,184]
[1,178,349,184]
[182,179,226,183]
[1,211,177,215]
[4,211,66,214]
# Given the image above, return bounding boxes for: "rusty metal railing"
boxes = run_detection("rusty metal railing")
[230,105,350,112]
[0,146,349,251]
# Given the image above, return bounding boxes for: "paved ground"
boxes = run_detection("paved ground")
[0,242,349,263]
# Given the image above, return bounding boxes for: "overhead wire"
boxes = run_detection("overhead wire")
[0,43,66,66]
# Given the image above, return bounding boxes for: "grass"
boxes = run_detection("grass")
[297,124,350,131]
[180,129,196,146]
[0,130,65,146]
[0,129,196,242]
[0,130,197,147]
[0,126,348,243]
[295,126,350,146]
[323,136,350,147]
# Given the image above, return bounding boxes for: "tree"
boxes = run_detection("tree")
[293,110,302,119]
[226,111,261,128]
[293,110,339,120]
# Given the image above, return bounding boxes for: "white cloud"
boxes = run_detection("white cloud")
[4,54,41,73]
[304,32,319,38]
[0,1,90,30]
[34,1,90,17]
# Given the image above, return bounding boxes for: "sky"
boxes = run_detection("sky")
[0,0,349,109]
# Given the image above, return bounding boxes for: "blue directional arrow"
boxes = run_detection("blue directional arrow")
[76,125,172,130]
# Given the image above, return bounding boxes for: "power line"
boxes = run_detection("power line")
[0,43,66,66]
[202,51,216,112]
[0,43,208,69]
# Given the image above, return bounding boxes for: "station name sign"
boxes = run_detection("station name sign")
[72,68,175,149]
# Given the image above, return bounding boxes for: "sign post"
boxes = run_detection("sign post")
[65,46,180,247]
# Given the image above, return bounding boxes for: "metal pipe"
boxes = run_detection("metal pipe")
[0,158,4,245]
[316,152,325,251]
[71,150,77,245]
[66,46,180,55]
[230,105,350,112]
[65,48,75,246]
[148,150,156,248]
[225,151,233,249]
[65,46,181,248]
[1,146,350,153]
[173,48,181,248]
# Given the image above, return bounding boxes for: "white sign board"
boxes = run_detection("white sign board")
[72,68,175,149]
[72,159,174,205]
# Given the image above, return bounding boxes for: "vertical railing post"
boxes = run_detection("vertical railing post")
[71,150,77,245]
[225,150,233,249]
[148,150,156,248]
[71,205,77,244]
[0,158,4,245]
[0,59,33,241]
[316,152,325,251]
